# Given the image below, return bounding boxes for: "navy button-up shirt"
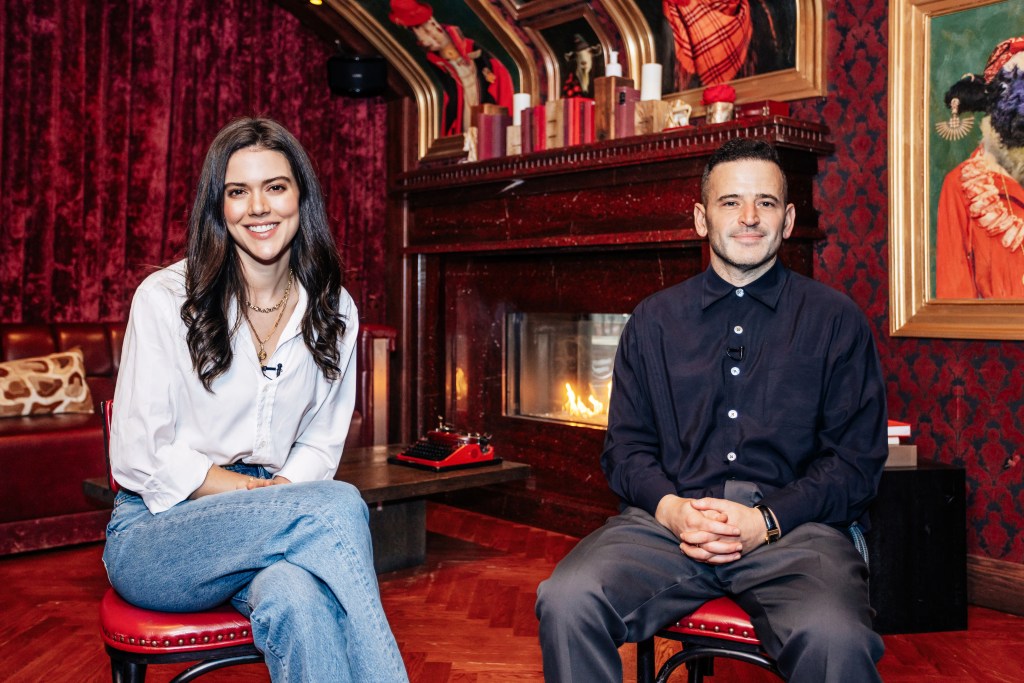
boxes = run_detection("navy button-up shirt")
[600,261,887,534]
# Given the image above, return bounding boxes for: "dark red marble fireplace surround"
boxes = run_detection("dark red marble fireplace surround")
[395,118,834,536]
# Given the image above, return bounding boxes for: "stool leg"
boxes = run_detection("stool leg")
[685,656,713,683]
[110,657,146,683]
[637,638,656,683]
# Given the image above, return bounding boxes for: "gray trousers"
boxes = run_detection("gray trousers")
[535,506,883,682]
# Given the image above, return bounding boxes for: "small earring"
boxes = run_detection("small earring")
[935,97,975,141]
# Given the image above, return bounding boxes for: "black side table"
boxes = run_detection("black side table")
[867,461,968,634]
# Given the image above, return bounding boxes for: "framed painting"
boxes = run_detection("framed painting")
[331,0,536,159]
[634,0,825,109]
[522,5,614,102]
[889,0,1024,339]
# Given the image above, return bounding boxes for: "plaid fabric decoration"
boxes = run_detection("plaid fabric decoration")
[663,0,752,88]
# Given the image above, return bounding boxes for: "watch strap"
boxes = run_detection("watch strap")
[755,504,781,544]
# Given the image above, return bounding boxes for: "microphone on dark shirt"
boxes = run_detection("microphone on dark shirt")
[726,346,745,361]
[261,363,283,379]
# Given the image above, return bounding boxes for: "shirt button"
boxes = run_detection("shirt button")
[735,289,745,297]
[730,367,740,376]
[726,452,737,462]
[734,325,743,334]
[728,409,738,418]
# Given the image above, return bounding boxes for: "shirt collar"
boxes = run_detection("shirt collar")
[701,260,788,310]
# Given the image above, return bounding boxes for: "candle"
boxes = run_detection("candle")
[513,93,532,126]
[640,63,662,101]
[605,50,622,78]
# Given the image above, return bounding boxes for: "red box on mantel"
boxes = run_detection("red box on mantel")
[735,100,790,118]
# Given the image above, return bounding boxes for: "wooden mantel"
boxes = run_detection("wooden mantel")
[396,116,833,191]
[394,117,837,536]
[395,116,833,257]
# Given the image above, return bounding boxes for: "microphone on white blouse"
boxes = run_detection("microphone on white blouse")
[261,363,283,379]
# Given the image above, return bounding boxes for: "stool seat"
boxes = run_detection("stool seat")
[100,588,255,655]
[637,596,780,683]
[659,596,761,646]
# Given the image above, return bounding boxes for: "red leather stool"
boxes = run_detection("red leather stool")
[98,401,265,682]
[100,589,263,682]
[636,596,781,683]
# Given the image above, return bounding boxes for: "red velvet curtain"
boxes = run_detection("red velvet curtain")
[0,0,387,324]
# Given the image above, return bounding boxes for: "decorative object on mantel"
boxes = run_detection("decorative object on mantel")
[735,100,791,119]
[506,93,532,155]
[604,49,623,78]
[635,62,670,135]
[640,62,662,101]
[703,84,737,124]
[467,104,510,162]
[420,133,469,165]
[521,104,546,153]
[543,97,596,149]
[665,98,693,129]
[594,62,635,142]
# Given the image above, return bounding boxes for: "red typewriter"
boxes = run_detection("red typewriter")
[389,418,499,472]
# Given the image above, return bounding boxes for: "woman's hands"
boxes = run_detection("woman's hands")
[189,465,292,499]
[243,474,292,489]
[654,494,769,564]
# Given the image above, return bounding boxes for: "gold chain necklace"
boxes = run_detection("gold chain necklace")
[241,271,293,364]
[246,270,294,313]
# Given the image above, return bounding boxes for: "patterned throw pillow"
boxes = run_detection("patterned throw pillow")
[0,348,95,417]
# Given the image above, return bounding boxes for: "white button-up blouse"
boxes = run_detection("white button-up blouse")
[110,261,358,513]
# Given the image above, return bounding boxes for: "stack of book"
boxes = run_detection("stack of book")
[544,97,595,150]
[521,104,547,153]
[471,104,512,162]
[887,419,911,444]
[886,419,916,467]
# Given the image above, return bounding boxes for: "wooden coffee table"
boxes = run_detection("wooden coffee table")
[84,444,530,574]
[336,445,530,572]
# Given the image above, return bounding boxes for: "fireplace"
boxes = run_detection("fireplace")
[506,311,628,428]
[396,118,833,536]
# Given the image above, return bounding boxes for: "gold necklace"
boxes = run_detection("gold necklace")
[246,270,294,313]
[242,272,293,364]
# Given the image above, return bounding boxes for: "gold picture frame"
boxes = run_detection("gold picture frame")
[652,0,825,112]
[889,0,1024,340]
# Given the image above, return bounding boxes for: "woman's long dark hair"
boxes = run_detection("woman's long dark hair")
[181,117,347,390]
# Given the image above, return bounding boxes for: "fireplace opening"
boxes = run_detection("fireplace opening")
[505,312,630,428]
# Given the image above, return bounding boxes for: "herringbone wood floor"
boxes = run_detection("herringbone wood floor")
[2,503,1023,682]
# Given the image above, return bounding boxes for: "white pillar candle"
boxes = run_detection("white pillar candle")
[640,63,662,101]
[512,93,532,125]
[605,50,622,77]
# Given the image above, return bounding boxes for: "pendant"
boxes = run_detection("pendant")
[258,348,267,363]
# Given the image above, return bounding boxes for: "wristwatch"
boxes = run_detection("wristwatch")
[755,504,781,544]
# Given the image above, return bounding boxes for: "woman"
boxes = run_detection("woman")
[103,117,408,682]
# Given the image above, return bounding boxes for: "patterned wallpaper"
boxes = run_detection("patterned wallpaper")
[794,1,1024,562]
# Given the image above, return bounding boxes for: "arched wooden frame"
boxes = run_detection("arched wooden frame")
[324,0,539,160]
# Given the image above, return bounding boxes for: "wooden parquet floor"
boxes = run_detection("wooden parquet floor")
[1,503,1023,682]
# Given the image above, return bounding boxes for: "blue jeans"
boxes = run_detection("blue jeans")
[102,465,408,683]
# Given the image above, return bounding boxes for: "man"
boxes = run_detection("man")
[535,138,886,682]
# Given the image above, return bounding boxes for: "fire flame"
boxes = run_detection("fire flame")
[563,382,606,419]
